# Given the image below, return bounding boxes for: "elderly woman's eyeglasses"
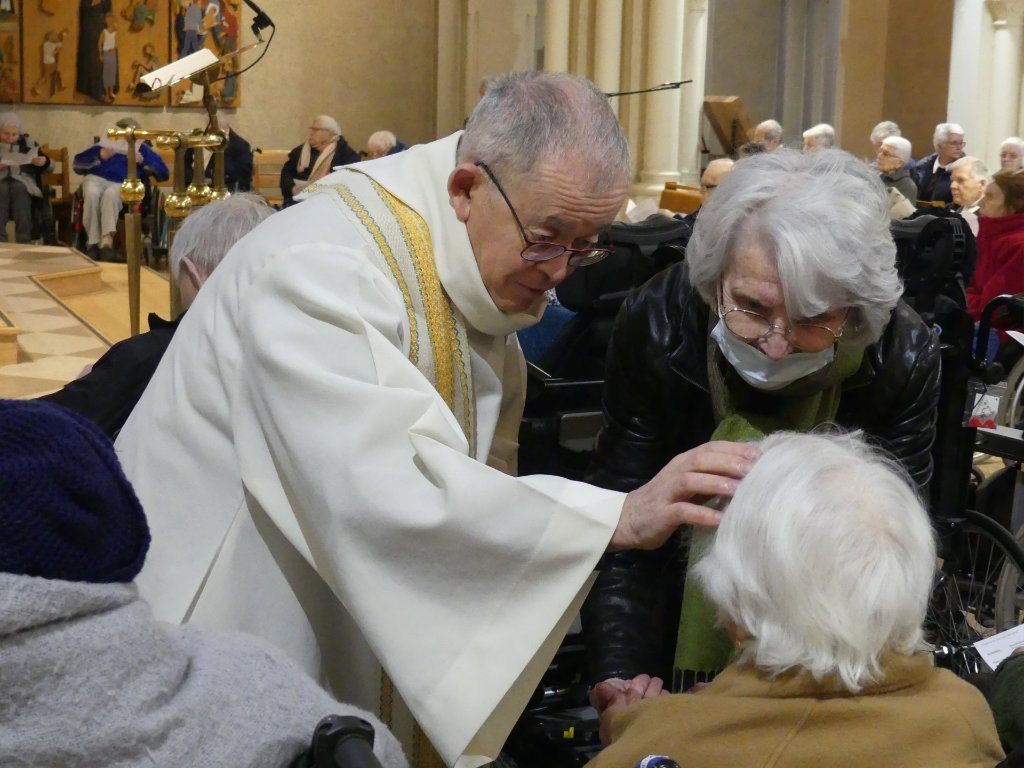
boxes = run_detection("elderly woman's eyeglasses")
[475,162,613,268]
[718,288,848,353]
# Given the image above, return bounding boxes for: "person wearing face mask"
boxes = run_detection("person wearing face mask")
[581,148,940,709]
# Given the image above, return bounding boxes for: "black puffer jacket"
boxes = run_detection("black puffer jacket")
[580,263,941,685]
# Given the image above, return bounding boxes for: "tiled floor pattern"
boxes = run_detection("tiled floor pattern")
[0,244,168,398]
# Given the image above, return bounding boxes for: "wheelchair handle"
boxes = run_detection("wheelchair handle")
[309,715,382,768]
[975,294,1024,368]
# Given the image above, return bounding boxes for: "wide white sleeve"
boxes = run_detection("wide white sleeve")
[233,243,624,767]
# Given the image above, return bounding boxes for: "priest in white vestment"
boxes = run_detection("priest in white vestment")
[115,72,755,768]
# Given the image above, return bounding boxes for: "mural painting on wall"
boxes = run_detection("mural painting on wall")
[170,0,241,108]
[0,0,22,104]
[17,1,242,108]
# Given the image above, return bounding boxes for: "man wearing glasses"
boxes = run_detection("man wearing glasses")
[115,71,756,768]
[581,147,939,712]
[912,122,966,206]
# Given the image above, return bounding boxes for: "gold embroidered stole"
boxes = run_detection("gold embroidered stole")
[306,173,475,768]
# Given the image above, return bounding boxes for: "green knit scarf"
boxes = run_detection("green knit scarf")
[672,324,865,687]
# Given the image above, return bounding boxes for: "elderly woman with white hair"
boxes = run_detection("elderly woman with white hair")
[0,112,49,243]
[876,134,918,212]
[582,148,940,701]
[1000,136,1024,172]
[586,431,1004,768]
[280,114,360,207]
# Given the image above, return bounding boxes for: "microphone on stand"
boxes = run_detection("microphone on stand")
[604,80,692,98]
[242,0,275,41]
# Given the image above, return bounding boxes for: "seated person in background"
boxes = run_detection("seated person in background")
[967,170,1024,326]
[751,119,783,150]
[73,117,169,261]
[912,122,965,206]
[801,122,835,152]
[949,155,989,235]
[735,140,767,158]
[587,431,1005,768]
[0,112,49,244]
[39,194,273,438]
[581,148,939,694]
[990,647,1024,758]
[280,114,360,207]
[673,158,733,232]
[0,399,408,768]
[875,135,917,217]
[1000,136,1024,172]
[184,117,253,192]
[869,119,901,154]
[366,129,406,159]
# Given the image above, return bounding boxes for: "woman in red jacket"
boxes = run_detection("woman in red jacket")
[967,169,1024,320]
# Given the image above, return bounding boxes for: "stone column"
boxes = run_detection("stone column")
[987,0,1024,161]
[593,0,624,115]
[677,0,709,184]
[544,0,571,72]
[635,0,686,199]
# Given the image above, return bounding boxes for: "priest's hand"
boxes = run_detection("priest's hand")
[609,440,758,551]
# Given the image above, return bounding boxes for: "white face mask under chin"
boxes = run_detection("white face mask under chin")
[710,319,835,392]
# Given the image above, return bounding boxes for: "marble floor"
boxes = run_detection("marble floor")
[0,243,169,399]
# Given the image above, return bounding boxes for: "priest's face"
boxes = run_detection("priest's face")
[450,158,626,313]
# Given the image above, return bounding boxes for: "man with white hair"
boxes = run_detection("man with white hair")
[114,72,756,768]
[801,123,835,152]
[912,122,966,206]
[949,155,990,235]
[588,431,1004,768]
[40,194,273,437]
[751,119,783,150]
[280,114,360,207]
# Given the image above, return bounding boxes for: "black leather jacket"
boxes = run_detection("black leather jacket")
[580,263,941,684]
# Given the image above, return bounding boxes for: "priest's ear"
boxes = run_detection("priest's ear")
[448,163,485,223]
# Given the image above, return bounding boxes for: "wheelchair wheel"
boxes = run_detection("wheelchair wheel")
[928,509,1024,678]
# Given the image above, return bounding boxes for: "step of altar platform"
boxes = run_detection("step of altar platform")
[0,243,169,398]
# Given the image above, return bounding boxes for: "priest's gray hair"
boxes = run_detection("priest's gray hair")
[0,112,23,133]
[933,122,965,147]
[694,430,936,693]
[312,115,341,137]
[169,193,274,282]
[458,71,631,189]
[686,148,902,346]
[881,135,912,163]
[949,155,990,182]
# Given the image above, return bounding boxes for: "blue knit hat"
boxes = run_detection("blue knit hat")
[0,399,149,583]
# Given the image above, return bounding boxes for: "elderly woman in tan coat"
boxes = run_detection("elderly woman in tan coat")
[587,431,1004,768]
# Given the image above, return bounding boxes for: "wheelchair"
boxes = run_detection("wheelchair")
[925,294,1024,680]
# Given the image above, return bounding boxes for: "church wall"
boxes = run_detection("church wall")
[704,0,782,144]
[881,0,954,160]
[11,0,438,190]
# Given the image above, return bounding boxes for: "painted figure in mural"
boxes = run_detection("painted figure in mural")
[121,0,158,32]
[178,0,203,58]
[31,28,68,98]
[76,0,112,103]
[99,12,118,102]
[0,0,13,21]
[219,0,239,54]
[129,42,160,100]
